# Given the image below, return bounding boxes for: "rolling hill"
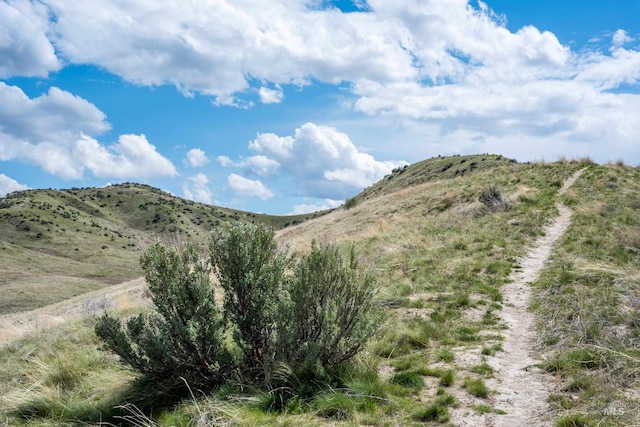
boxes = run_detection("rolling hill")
[0,182,328,313]
[1,154,639,426]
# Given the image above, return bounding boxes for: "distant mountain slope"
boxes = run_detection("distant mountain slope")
[0,183,324,313]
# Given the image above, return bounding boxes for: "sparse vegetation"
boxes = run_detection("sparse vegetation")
[531,164,640,425]
[438,369,455,387]
[0,183,331,314]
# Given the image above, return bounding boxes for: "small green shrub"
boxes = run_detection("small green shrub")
[313,391,357,420]
[435,348,455,363]
[438,369,455,387]
[414,402,450,423]
[481,343,503,356]
[343,197,358,210]
[434,388,458,406]
[555,413,590,427]
[471,362,495,376]
[390,371,425,390]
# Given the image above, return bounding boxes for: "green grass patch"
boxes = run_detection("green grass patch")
[438,369,455,387]
[472,404,507,415]
[463,377,491,398]
[390,371,426,390]
[481,343,503,356]
[435,348,455,363]
[470,362,495,376]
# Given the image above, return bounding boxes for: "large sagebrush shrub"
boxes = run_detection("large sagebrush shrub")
[95,224,381,396]
[209,224,289,382]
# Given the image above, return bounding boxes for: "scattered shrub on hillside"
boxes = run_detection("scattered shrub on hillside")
[478,186,512,212]
[578,156,595,165]
[343,197,358,210]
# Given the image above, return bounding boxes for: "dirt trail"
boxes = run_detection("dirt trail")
[452,169,584,426]
[471,168,584,426]
[0,277,149,345]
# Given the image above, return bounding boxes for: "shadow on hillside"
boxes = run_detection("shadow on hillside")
[104,375,201,426]
[10,375,196,427]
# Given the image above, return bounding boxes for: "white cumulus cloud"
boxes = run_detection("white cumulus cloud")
[227,173,274,200]
[612,29,634,48]
[75,134,178,179]
[0,1,60,78]
[37,0,415,104]
[2,0,639,165]
[185,148,209,167]
[0,83,177,180]
[183,173,214,204]
[217,154,280,177]
[247,122,406,199]
[259,86,284,104]
[288,198,343,215]
[0,174,29,197]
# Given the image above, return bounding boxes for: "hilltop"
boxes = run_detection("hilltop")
[347,153,517,206]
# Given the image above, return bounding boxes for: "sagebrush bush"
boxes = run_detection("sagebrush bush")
[277,242,381,383]
[343,197,358,210]
[478,186,512,212]
[209,224,289,382]
[95,242,230,389]
[95,224,381,397]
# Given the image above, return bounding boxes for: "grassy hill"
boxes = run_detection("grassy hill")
[0,182,327,313]
[345,153,517,207]
[1,155,639,426]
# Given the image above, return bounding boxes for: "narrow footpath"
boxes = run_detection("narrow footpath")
[459,168,584,426]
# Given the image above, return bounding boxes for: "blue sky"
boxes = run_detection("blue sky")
[1,0,639,215]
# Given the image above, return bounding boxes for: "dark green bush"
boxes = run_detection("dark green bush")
[95,242,230,389]
[95,224,381,397]
[277,242,381,383]
[209,224,289,382]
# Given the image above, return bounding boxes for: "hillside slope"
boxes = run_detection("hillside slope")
[0,183,324,313]
[0,154,513,314]
[278,159,640,426]
[2,156,639,427]
[345,153,516,207]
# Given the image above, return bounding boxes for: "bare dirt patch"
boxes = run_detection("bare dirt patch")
[0,277,149,345]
